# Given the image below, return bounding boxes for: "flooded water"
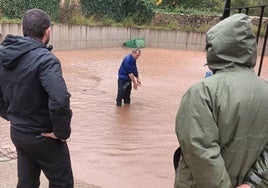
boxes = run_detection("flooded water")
[0,48,267,188]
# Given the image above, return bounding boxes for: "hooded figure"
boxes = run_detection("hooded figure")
[174,14,268,188]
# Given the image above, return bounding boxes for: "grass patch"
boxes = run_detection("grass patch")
[0,17,21,24]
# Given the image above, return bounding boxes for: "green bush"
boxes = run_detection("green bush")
[80,0,155,24]
[0,0,60,21]
[125,0,155,24]
[80,0,125,22]
[59,0,82,24]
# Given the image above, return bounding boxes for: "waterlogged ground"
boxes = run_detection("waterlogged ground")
[0,48,267,188]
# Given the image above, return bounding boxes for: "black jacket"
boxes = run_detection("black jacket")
[0,35,72,140]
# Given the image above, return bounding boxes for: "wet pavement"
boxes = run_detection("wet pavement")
[0,47,267,188]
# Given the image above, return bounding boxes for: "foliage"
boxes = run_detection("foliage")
[0,18,21,24]
[59,0,82,24]
[80,0,124,22]
[155,6,221,16]
[155,0,180,7]
[232,0,255,7]
[177,0,220,10]
[0,0,60,21]
[124,0,155,24]
[80,0,155,24]
[151,0,224,12]
[150,0,267,15]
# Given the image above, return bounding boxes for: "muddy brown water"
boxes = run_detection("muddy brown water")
[0,48,267,188]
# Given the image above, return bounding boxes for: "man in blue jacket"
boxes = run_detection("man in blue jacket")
[0,9,73,187]
[116,48,141,106]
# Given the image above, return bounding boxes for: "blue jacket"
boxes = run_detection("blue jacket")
[118,54,139,81]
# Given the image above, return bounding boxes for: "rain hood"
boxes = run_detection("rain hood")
[206,14,257,72]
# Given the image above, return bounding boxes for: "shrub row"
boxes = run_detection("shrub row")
[79,0,155,24]
[0,0,60,21]
[0,0,155,25]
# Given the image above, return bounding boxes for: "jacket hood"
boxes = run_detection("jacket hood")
[0,34,46,70]
[206,14,257,72]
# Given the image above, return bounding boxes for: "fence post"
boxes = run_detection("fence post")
[258,23,268,76]
[221,0,231,20]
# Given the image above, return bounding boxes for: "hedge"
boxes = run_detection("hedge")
[80,0,155,24]
[0,0,60,21]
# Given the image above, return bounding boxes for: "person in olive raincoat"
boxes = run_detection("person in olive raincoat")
[174,14,268,188]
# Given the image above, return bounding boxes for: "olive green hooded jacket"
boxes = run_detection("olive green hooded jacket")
[175,14,268,188]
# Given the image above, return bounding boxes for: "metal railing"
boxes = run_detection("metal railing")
[221,0,268,76]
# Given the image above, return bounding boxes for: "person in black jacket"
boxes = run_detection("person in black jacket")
[0,9,73,188]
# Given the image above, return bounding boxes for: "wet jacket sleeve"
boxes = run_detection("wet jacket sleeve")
[175,83,232,188]
[124,56,139,77]
[133,65,139,78]
[0,86,8,120]
[243,145,268,188]
[131,61,139,78]
[40,55,72,140]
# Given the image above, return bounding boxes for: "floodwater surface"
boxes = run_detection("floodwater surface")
[0,48,267,188]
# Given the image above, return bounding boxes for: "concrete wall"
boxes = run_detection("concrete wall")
[49,24,208,51]
[0,23,266,54]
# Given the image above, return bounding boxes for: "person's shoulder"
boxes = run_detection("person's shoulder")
[36,46,56,57]
[122,54,132,62]
[124,54,132,59]
[33,47,60,65]
[184,77,215,95]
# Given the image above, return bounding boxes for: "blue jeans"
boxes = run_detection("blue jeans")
[116,78,132,104]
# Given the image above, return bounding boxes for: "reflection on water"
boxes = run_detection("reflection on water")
[0,48,267,188]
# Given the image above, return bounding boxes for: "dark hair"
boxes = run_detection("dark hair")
[22,8,51,39]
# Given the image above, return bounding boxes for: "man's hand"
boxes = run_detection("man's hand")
[236,184,251,188]
[41,132,66,142]
[129,73,141,89]
[133,83,138,90]
[134,77,141,90]
[137,77,142,85]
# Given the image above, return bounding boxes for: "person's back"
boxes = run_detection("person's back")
[202,64,268,185]
[0,36,71,137]
[0,9,73,188]
[175,14,268,188]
